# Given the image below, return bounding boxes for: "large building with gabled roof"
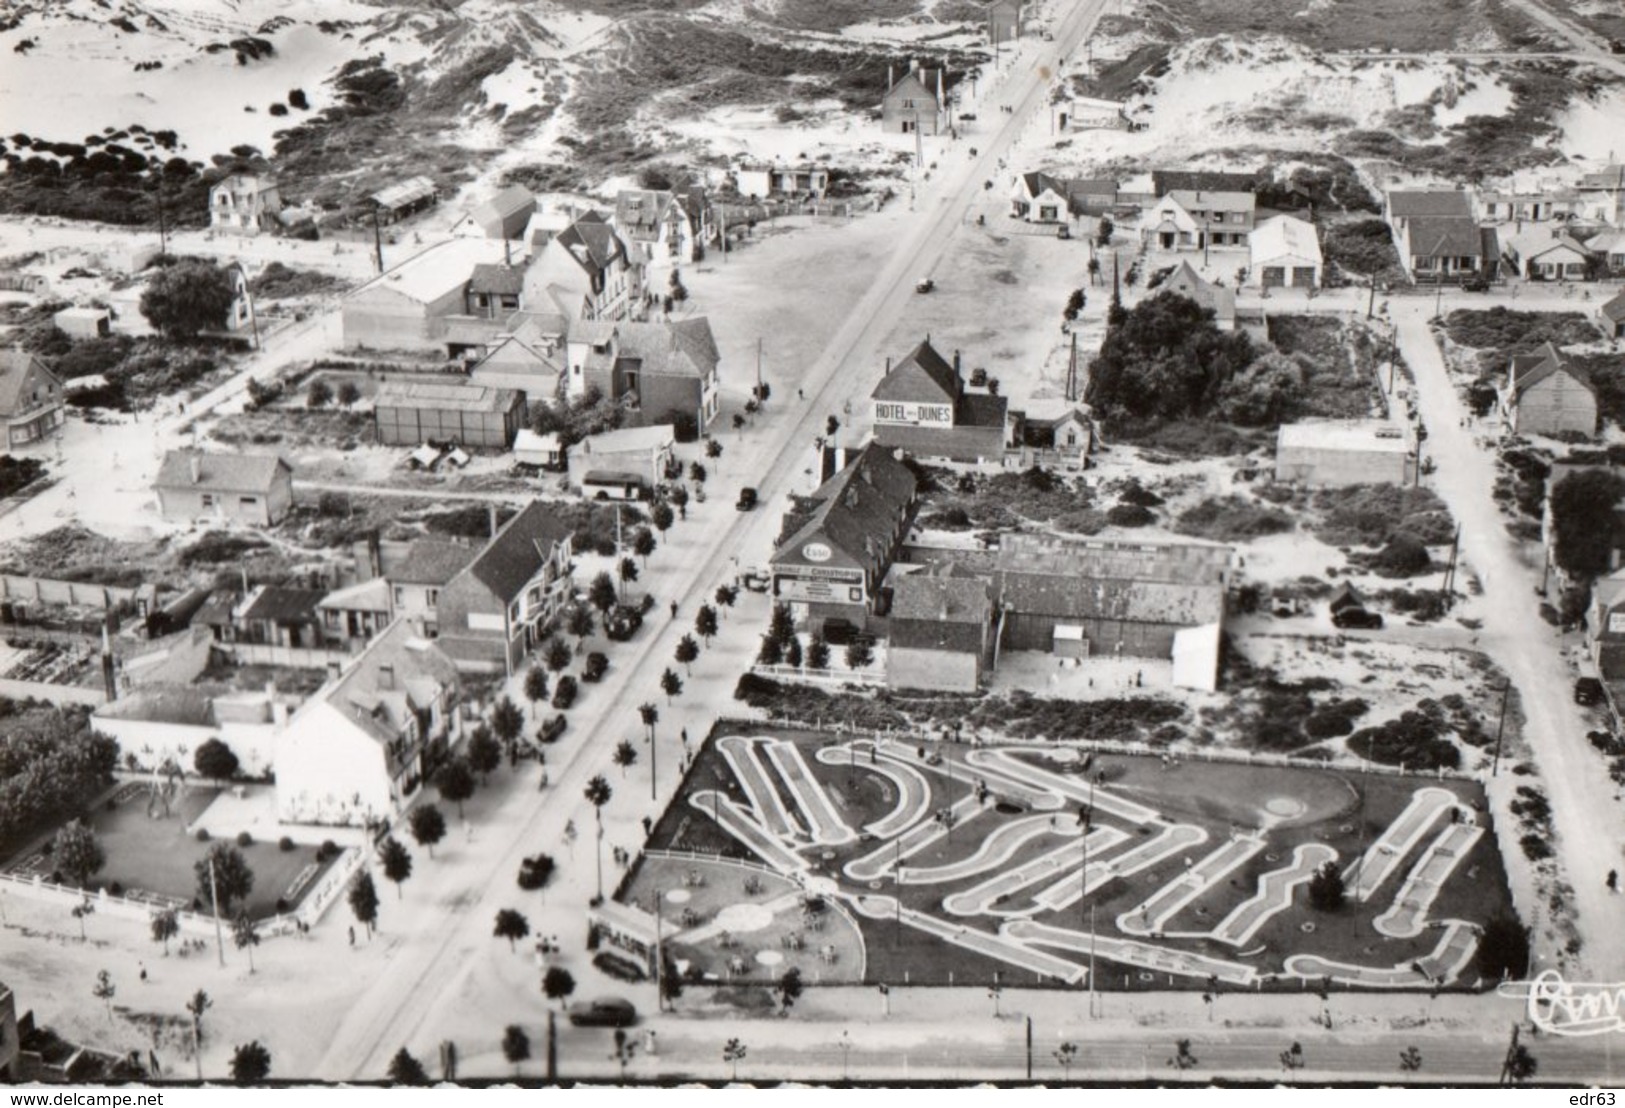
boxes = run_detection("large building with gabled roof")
[770,443,918,630]
[871,339,1010,462]
[1500,342,1596,438]
[433,500,575,674]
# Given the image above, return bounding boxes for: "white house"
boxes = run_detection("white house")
[1249,214,1322,289]
[275,618,463,827]
[1503,229,1593,281]
[1065,96,1128,130]
[1011,172,1072,223]
[209,173,282,234]
[566,424,676,497]
[93,685,286,779]
[1158,261,1236,330]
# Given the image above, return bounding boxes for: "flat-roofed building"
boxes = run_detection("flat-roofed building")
[1274,420,1416,487]
[373,380,526,449]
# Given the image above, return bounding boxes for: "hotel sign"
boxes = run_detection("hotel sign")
[874,400,953,427]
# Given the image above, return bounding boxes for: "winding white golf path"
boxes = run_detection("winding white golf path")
[966,748,1162,825]
[689,790,806,875]
[717,735,806,843]
[1116,836,1265,936]
[1284,919,1480,987]
[874,738,1061,811]
[1374,822,1485,939]
[901,814,1078,885]
[764,738,855,846]
[1210,843,1338,947]
[1343,786,1460,902]
[941,827,1132,917]
[814,742,931,839]
[847,894,1086,984]
[843,793,987,881]
[1031,822,1207,913]
[1005,919,1259,986]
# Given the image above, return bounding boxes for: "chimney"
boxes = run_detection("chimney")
[189,454,202,484]
[888,64,895,91]
[953,349,962,375]
[377,663,394,690]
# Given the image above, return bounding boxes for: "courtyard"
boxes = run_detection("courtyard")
[2,779,341,920]
[622,725,1513,993]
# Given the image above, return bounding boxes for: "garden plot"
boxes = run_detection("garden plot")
[623,723,1513,991]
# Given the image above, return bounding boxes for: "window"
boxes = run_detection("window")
[239,496,258,508]
[200,493,216,508]
[393,586,405,606]
[426,588,439,609]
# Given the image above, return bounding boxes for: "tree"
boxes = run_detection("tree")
[1307,860,1345,911]
[542,965,576,1009]
[1550,469,1625,581]
[695,604,719,644]
[567,604,596,642]
[466,728,502,784]
[757,635,784,666]
[669,268,688,303]
[193,738,240,787]
[493,907,530,951]
[633,527,657,567]
[387,1047,430,1086]
[1084,290,1257,426]
[661,667,684,702]
[502,1025,531,1075]
[806,632,830,671]
[408,804,446,858]
[348,871,380,937]
[651,501,675,535]
[524,666,550,712]
[675,634,700,676]
[139,260,235,340]
[732,412,746,434]
[1063,288,1085,322]
[784,635,803,669]
[1477,914,1531,980]
[378,837,413,900]
[723,1038,747,1080]
[613,738,639,777]
[195,844,254,917]
[1055,1041,1079,1079]
[705,437,723,460]
[93,969,116,1021]
[715,584,738,615]
[489,696,525,757]
[776,967,803,1014]
[769,603,795,647]
[619,556,639,596]
[584,775,612,901]
[588,571,618,615]
[669,484,690,519]
[53,819,105,888]
[231,1041,272,1084]
[232,911,260,972]
[151,908,180,955]
[844,638,874,669]
[824,415,841,438]
[544,635,573,673]
[1096,216,1114,246]
[435,757,476,818]
[306,379,334,409]
[337,380,362,409]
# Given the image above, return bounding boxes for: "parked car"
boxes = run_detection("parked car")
[538,715,567,744]
[915,277,935,294]
[736,486,758,511]
[822,618,859,646]
[551,676,578,710]
[1332,607,1384,630]
[568,997,638,1028]
[582,652,609,682]
[1056,224,1071,239]
[605,604,644,642]
[1575,677,1605,706]
[741,569,771,593]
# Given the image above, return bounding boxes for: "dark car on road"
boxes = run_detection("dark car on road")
[538,715,567,744]
[736,486,758,511]
[1332,607,1384,630]
[1575,677,1605,706]
[605,604,644,642]
[582,652,609,682]
[568,997,637,1028]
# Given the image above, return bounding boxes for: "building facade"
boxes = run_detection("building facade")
[0,350,64,449]
[1501,343,1597,438]
[886,568,994,692]
[1275,420,1416,487]
[881,68,948,135]
[154,450,294,526]
[871,339,1009,463]
[209,173,282,234]
[373,381,526,449]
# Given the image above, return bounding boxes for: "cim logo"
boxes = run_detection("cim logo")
[874,401,952,426]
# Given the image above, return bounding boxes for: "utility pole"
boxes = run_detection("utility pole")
[1065,331,1078,403]
[1498,1022,1521,1086]
[1024,1015,1033,1081]
[156,185,169,259]
[371,206,384,275]
[208,855,226,968]
[1366,272,1377,320]
[755,337,763,402]
[546,1011,557,1081]
[1491,680,1513,777]
[1439,524,1462,609]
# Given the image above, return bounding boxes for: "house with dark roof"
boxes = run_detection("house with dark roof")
[467,184,537,240]
[464,264,525,319]
[1011,173,1118,222]
[154,450,293,526]
[613,189,709,270]
[434,500,575,674]
[469,310,571,396]
[881,65,948,135]
[1156,261,1236,330]
[0,350,64,449]
[771,444,918,631]
[1598,289,1625,339]
[369,176,439,225]
[886,566,994,692]
[236,585,328,651]
[522,211,647,322]
[275,617,464,826]
[383,537,476,638]
[1151,169,1259,197]
[1500,342,1596,438]
[565,317,722,433]
[1384,190,1486,281]
[1141,190,1255,250]
[871,339,1011,463]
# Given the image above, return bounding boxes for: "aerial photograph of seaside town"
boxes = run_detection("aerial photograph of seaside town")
[1,0,1625,1090]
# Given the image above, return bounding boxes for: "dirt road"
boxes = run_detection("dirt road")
[1393,302,1625,979]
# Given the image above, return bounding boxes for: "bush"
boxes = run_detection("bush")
[317,840,339,861]
[108,881,124,897]
[1303,698,1368,739]
[274,896,290,913]
[278,836,295,852]
[1174,496,1293,542]
[1347,710,1460,771]
[235,830,252,847]
[1367,533,1432,577]
[1106,503,1155,527]
[196,828,211,842]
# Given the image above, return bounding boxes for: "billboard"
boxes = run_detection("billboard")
[775,567,865,605]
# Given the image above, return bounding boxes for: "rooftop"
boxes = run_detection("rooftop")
[1277,419,1412,454]
[872,338,960,404]
[0,349,61,414]
[576,423,676,455]
[388,538,476,586]
[1152,169,1258,196]
[319,618,460,749]
[1251,214,1322,262]
[1387,190,1474,219]
[351,237,512,305]
[1405,215,1483,257]
[155,450,290,493]
[240,585,325,625]
[775,443,917,570]
[460,499,575,602]
[470,184,535,223]
[371,176,437,211]
[374,380,521,412]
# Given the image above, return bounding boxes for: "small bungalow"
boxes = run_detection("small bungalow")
[1158,261,1236,331]
[1064,98,1128,131]
[154,450,293,526]
[1598,289,1625,340]
[1503,228,1593,281]
[1140,191,1255,250]
[1587,230,1625,276]
[467,184,537,240]
[369,177,439,225]
[1501,342,1597,438]
[1576,164,1625,225]
[566,424,676,496]
[735,163,831,199]
[1249,214,1322,289]
[209,173,282,234]
[1274,420,1415,487]
[513,429,564,469]
[52,306,111,339]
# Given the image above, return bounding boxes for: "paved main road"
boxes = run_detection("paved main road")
[1392,301,1625,979]
[312,0,1117,1081]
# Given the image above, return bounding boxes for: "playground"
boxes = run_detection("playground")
[1,779,340,920]
[621,725,1513,992]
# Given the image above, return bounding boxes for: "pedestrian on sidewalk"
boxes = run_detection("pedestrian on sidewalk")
[670,600,679,619]
[642,816,653,836]
[348,926,355,947]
